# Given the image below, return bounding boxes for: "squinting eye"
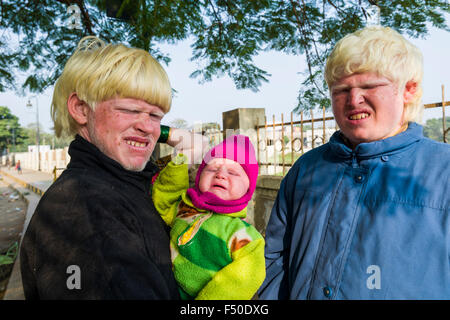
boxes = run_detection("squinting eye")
[150,113,163,120]
[119,108,139,114]
[333,89,348,95]
[364,84,385,90]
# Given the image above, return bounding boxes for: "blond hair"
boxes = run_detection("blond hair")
[324,26,424,123]
[52,36,172,137]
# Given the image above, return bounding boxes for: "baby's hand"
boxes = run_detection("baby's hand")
[172,153,188,165]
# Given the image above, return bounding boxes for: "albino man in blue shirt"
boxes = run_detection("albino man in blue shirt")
[259,26,450,300]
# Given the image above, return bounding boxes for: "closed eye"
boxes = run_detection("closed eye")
[332,88,349,95]
[361,84,384,90]
[150,112,164,120]
[118,108,140,114]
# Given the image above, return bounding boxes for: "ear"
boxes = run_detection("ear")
[403,81,417,104]
[67,92,90,125]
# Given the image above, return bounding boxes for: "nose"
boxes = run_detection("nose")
[347,88,365,107]
[134,115,158,135]
[214,167,227,179]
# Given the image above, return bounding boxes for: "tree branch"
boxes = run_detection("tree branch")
[206,0,224,38]
[207,0,222,25]
[290,0,327,98]
[223,0,238,23]
[326,0,347,16]
[300,0,323,64]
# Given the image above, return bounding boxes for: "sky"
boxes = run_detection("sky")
[0,21,449,134]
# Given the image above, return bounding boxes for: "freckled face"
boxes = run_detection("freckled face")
[84,97,164,171]
[198,158,250,201]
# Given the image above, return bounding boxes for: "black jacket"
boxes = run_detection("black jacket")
[20,135,180,299]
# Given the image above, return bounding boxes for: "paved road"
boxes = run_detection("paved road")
[1,167,54,193]
[0,166,54,300]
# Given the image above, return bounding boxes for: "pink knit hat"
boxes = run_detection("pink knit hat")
[186,134,259,214]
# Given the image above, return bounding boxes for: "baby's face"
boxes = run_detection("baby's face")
[198,158,250,201]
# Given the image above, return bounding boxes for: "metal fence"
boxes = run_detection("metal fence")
[256,106,337,176]
[255,100,449,177]
[423,85,449,143]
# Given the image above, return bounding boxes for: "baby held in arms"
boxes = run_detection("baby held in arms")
[152,134,265,300]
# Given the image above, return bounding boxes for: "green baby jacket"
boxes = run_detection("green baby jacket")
[152,155,265,300]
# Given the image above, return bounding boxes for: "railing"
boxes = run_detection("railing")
[256,106,337,176]
[52,166,66,181]
[256,100,449,176]
[424,84,449,143]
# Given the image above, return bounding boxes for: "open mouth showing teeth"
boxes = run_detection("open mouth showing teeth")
[349,113,369,120]
[125,140,148,148]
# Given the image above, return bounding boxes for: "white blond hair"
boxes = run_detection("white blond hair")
[51,36,172,137]
[325,26,424,123]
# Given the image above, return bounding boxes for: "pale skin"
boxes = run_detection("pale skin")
[198,158,250,201]
[67,93,208,171]
[330,72,417,149]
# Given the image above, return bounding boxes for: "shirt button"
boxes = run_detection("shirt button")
[381,155,389,162]
[323,286,333,298]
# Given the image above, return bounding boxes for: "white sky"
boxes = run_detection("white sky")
[0,23,449,133]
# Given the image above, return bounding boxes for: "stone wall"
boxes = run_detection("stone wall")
[252,175,283,235]
[2,148,70,175]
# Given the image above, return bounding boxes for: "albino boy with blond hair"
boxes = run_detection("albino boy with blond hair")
[20,37,203,300]
[260,26,450,300]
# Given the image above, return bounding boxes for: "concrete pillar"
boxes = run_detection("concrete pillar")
[222,108,265,141]
[222,107,269,175]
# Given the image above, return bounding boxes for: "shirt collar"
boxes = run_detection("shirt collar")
[329,122,423,159]
[68,135,158,193]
